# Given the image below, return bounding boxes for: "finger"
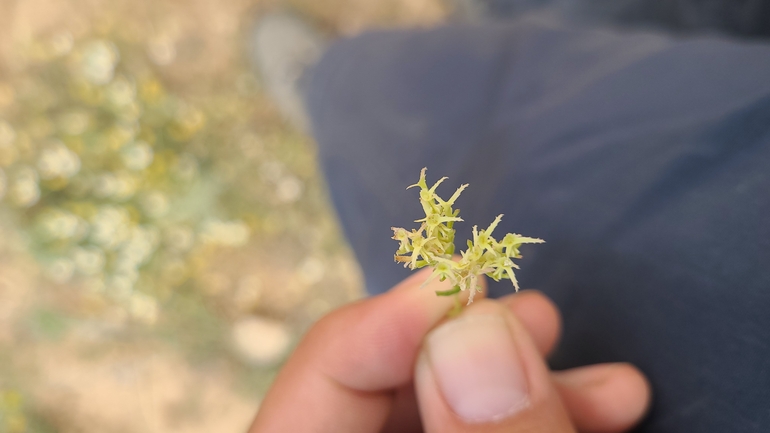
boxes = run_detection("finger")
[415,300,576,433]
[553,363,651,433]
[498,290,562,357]
[381,384,422,433]
[250,268,486,433]
[500,292,651,432]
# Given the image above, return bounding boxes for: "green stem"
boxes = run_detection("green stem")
[448,293,463,317]
[435,286,461,296]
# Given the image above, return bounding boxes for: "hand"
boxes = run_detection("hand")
[249,268,651,432]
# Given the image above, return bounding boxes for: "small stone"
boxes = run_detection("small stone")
[297,257,324,285]
[231,316,292,366]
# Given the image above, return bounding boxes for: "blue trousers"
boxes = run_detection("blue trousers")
[306,11,770,433]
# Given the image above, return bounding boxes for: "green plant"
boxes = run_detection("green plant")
[392,168,543,311]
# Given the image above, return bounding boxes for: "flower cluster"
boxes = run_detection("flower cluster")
[393,168,544,305]
[0,34,318,323]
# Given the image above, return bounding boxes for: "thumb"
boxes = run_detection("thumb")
[415,299,575,433]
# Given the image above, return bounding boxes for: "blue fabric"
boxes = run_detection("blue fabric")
[481,0,770,37]
[306,13,770,433]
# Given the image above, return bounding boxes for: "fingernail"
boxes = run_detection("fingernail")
[426,313,529,423]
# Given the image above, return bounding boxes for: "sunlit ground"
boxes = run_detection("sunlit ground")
[0,0,447,431]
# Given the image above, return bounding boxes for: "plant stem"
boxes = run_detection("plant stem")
[448,293,463,317]
[435,286,461,296]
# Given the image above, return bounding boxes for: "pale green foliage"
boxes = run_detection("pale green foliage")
[392,168,544,305]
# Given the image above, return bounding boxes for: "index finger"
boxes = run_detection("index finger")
[249,268,487,433]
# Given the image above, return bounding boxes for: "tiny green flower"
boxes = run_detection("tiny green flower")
[392,168,544,308]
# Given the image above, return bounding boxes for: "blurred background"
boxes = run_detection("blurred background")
[0,0,451,431]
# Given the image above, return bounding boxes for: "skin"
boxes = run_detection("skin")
[250,268,651,433]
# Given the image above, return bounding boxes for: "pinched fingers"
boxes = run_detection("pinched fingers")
[249,268,486,433]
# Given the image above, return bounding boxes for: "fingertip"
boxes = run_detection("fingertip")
[603,363,652,425]
[500,290,562,357]
[414,299,576,432]
[553,363,652,433]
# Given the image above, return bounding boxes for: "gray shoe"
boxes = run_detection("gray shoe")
[250,11,328,132]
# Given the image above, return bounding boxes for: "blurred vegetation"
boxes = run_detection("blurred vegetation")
[0,27,344,433]
[0,0,447,431]
[0,32,333,323]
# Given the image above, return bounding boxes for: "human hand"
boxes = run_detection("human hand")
[249,268,651,433]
